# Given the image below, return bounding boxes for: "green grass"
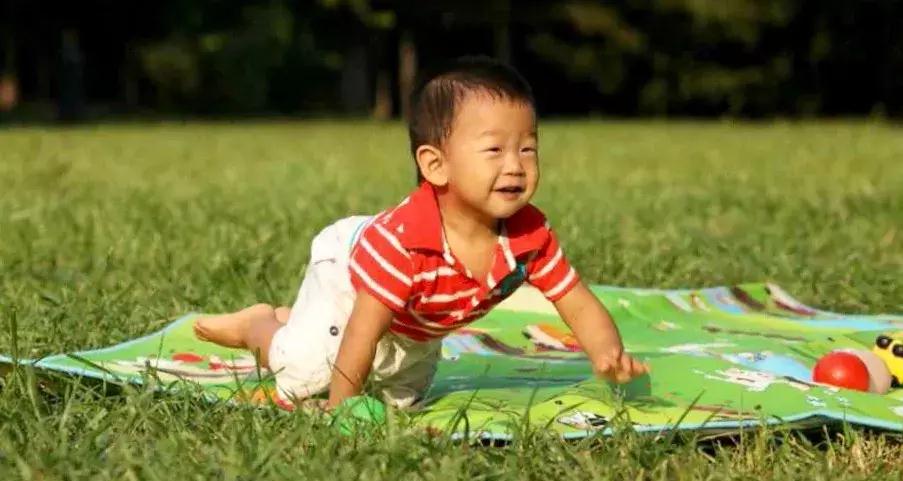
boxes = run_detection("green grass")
[1,120,902,479]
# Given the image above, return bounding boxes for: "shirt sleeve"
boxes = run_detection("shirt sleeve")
[348,221,414,314]
[526,226,580,302]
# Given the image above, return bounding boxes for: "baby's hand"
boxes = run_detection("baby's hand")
[593,348,649,383]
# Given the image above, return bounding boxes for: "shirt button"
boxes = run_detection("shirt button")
[329,326,339,336]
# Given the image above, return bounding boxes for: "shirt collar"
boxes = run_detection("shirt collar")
[398,182,549,257]
[399,182,445,252]
[503,203,550,257]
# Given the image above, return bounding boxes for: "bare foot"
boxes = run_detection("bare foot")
[275,306,291,324]
[193,303,276,348]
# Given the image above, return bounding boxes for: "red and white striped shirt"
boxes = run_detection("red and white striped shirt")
[349,182,580,342]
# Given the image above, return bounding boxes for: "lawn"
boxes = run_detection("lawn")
[1,120,901,479]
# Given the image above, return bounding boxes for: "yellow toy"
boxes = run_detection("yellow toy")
[872,334,903,387]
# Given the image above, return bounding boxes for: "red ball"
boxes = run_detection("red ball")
[812,351,870,391]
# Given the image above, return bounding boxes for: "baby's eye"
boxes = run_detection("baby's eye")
[521,147,538,154]
[483,147,502,153]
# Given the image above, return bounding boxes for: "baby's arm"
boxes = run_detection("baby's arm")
[553,282,648,383]
[326,291,394,409]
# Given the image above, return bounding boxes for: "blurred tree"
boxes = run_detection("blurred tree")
[0,0,18,115]
[5,0,903,118]
[58,29,86,121]
[138,0,345,114]
[524,0,798,116]
[318,0,397,117]
[201,2,295,112]
[139,36,200,109]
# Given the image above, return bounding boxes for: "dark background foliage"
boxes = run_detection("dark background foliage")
[2,0,902,121]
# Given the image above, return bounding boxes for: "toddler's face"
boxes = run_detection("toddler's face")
[442,92,539,221]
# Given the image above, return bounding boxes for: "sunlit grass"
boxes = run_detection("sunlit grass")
[1,120,901,479]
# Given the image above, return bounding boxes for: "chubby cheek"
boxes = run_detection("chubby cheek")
[447,153,482,180]
[448,166,493,201]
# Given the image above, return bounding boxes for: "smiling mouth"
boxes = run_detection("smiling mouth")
[494,186,525,194]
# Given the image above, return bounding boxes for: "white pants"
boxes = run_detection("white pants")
[268,216,441,408]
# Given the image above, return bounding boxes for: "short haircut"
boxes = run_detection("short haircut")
[407,56,535,183]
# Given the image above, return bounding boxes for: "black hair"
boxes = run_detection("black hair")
[407,56,535,183]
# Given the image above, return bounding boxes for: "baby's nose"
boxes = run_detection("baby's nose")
[502,152,526,174]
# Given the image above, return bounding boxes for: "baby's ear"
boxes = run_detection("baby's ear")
[415,145,448,187]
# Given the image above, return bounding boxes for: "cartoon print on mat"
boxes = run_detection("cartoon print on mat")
[721,351,813,381]
[706,287,746,314]
[661,342,734,357]
[524,324,582,352]
[873,333,903,387]
[699,368,812,392]
[557,411,608,430]
[766,283,818,317]
[4,283,903,441]
[441,327,587,360]
[441,328,527,360]
[665,292,693,312]
[653,321,680,331]
[729,286,766,311]
[689,293,710,311]
[108,352,263,383]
